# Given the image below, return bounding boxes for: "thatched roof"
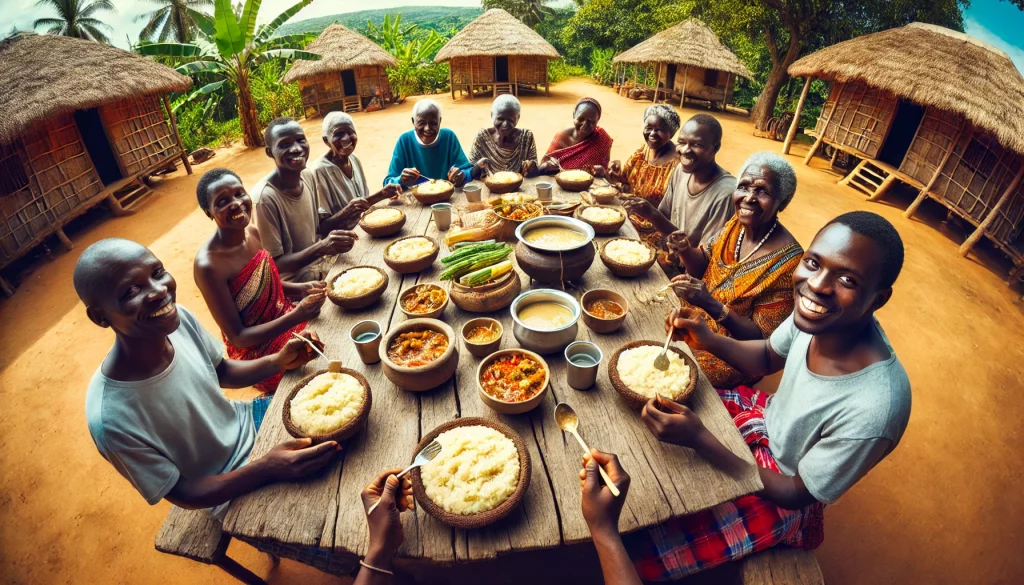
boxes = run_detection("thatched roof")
[789,22,1024,156]
[435,9,559,63]
[282,24,397,84]
[0,32,191,145]
[613,18,753,80]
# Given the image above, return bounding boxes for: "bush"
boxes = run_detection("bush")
[250,61,303,125]
[548,61,588,83]
[177,99,243,152]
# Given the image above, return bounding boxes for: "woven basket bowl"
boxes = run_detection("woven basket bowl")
[282,368,372,444]
[483,172,523,194]
[327,266,389,309]
[556,171,594,192]
[599,238,657,278]
[608,340,698,410]
[589,186,620,205]
[383,236,440,274]
[358,208,406,237]
[414,180,455,205]
[410,417,532,529]
[574,205,626,235]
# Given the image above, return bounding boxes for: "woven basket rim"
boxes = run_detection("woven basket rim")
[326,265,389,308]
[556,172,594,191]
[410,417,532,529]
[483,172,524,194]
[282,368,372,444]
[383,235,440,273]
[599,238,657,276]
[359,207,406,236]
[414,180,454,204]
[575,204,626,234]
[608,340,698,409]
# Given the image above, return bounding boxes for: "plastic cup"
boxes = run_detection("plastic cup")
[463,183,482,203]
[536,181,554,202]
[350,320,382,365]
[565,341,603,390]
[431,202,453,231]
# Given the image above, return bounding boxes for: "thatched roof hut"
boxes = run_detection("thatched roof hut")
[613,18,752,106]
[0,32,193,295]
[783,22,1024,284]
[434,9,560,100]
[282,24,397,116]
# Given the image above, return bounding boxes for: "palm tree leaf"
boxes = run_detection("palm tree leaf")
[81,23,111,44]
[33,17,64,28]
[259,48,320,61]
[79,0,117,19]
[257,32,314,50]
[135,42,204,58]
[212,0,245,58]
[238,0,262,43]
[189,7,215,37]
[255,0,312,44]
[175,60,223,74]
[135,8,168,41]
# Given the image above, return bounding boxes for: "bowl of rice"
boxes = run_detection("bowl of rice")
[283,368,372,444]
[608,340,698,410]
[359,206,406,237]
[384,235,439,274]
[414,179,455,205]
[575,204,625,235]
[599,238,657,277]
[588,185,620,205]
[556,169,594,192]
[327,265,389,309]
[411,417,531,529]
[483,171,523,194]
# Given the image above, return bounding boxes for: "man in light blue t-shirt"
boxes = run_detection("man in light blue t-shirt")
[76,239,341,515]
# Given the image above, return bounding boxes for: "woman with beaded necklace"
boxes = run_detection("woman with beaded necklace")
[667,152,803,389]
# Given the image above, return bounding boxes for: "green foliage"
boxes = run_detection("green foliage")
[482,0,556,27]
[277,7,482,36]
[560,0,696,65]
[548,61,587,83]
[134,0,214,43]
[250,60,302,124]
[364,13,451,100]
[176,97,242,151]
[33,0,116,43]
[589,48,616,86]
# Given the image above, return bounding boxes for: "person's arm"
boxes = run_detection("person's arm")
[521,130,539,177]
[383,137,408,186]
[320,199,371,234]
[166,438,340,509]
[668,275,764,341]
[580,450,641,585]
[275,231,357,277]
[667,309,786,377]
[355,469,415,585]
[215,331,324,389]
[447,131,473,186]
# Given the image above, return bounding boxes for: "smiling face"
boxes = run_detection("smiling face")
[324,121,357,158]
[413,109,441,144]
[643,115,674,151]
[676,120,719,173]
[573,103,600,140]
[792,223,891,335]
[492,106,519,137]
[265,120,309,171]
[205,174,251,230]
[86,246,180,340]
[732,165,783,230]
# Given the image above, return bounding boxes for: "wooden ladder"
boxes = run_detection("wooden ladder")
[493,82,515,96]
[342,95,362,113]
[106,179,153,216]
[838,159,899,201]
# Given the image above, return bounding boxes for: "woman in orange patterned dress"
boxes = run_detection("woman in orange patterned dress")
[667,152,803,389]
[610,105,682,273]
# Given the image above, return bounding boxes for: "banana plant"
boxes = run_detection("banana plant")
[136,0,319,147]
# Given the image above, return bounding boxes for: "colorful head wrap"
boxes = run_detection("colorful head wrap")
[574,97,602,118]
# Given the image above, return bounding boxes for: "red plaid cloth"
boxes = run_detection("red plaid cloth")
[625,385,825,581]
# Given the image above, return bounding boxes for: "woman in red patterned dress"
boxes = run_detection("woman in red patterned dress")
[539,97,615,175]
[193,169,326,392]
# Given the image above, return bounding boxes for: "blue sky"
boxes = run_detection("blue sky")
[2,0,1022,74]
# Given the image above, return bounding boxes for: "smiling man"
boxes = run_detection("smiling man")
[383,99,473,187]
[627,211,912,580]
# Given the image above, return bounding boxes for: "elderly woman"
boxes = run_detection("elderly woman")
[470,95,539,178]
[668,152,803,389]
[305,112,401,234]
[540,97,614,174]
[612,105,682,271]
[384,99,474,188]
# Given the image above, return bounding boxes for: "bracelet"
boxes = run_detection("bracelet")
[715,303,730,323]
[359,560,394,576]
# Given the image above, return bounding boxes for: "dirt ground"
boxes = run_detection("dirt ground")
[1,78,1022,585]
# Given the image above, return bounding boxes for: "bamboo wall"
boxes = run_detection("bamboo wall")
[816,81,897,159]
[99,95,178,177]
[899,107,963,185]
[299,66,390,117]
[451,56,495,85]
[660,65,733,102]
[516,56,548,86]
[0,113,103,266]
[451,56,550,94]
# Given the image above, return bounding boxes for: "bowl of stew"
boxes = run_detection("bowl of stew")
[477,349,550,414]
[398,283,449,319]
[580,289,629,334]
[461,318,503,358]
[379,318,458,392]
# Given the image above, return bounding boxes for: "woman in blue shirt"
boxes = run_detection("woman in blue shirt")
[384,99,473,187]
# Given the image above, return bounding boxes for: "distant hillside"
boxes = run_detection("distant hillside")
[277,6,484,36]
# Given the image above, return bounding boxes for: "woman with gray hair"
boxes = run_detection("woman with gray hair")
[305,112,401,234]
[665,151,803,389]
[469,94,539,178]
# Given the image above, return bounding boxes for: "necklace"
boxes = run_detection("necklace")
[734,220,778,264]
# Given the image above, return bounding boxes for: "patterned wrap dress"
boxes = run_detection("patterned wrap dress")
[620,146,680,273]
[544,127,614,172]
[469,128,538,173]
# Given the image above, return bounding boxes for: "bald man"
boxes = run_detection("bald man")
[383,99,473,187]
[77,239,339,516]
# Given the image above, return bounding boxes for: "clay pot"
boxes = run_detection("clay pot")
[450,271,521,313]
[379,318,458,392]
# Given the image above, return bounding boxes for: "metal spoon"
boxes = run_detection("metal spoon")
[366,439,442,515]
[289,331,342,372]
[653,324,674,371]
[554,403,620,497]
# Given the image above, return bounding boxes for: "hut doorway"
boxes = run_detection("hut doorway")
[879,100,926,168]
[665,64,677,91]
[74,108,122,186]
[341,70,358,97]
[495,56,510,83]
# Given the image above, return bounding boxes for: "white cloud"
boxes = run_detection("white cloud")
[964,17,1024,77]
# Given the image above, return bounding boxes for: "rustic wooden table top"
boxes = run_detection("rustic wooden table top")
[222,176,763,564]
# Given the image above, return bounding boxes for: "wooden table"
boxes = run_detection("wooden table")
[222,176,763,571]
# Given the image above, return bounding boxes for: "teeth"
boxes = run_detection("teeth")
[231,213,244,219]
[739,208,754,216]
[799,296,829,315]
[148,304,174,319]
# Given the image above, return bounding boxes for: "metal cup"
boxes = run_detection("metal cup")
[535,181,554,202]
[431,202,453,231]
[350,320,382,365]
[463,183,482,203]
[564,341,602,390]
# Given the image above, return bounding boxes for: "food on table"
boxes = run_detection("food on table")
[590,186,619,198]
[465,322,500,343]
[362,208,403,227]
[522,226,588,249]
[443,211,503,246]
[289,372,365,435]
[488,171,521,185]
[439,241,514,286]
[581,206,623,224]
[559,170,592,182]
[402,285,447,314]
[387,329,449,367]
[492,201,542,222]
[420,425,520,515]
[333,267,385,298]
[604,239,652,265]
[517,301,574,330]
[616,345,691,399]
[480,353,546,403]
[585,298,624,319]
[418,180,452,195]
[387,237,435,262]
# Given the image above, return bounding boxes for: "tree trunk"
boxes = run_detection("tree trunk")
[750,26,803,131]
[236,68,263,148]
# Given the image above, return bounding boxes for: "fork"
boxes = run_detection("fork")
[366,440,443,514]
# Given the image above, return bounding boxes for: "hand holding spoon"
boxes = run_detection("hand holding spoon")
[554,403,620,497]
[290,331,342,372]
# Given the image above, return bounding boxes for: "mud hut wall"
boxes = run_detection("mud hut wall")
[815,81,897,159]
[299,73,345,117]
[99,95,179,178]
[660,65,730,101]
[0,113,103,265]
[899,107,963,185]
[355,65,388,98]
[515,56,548,86]
[451,56,496,86]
